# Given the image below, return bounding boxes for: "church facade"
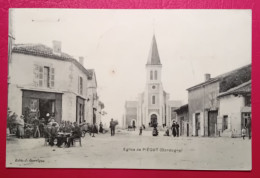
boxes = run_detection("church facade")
[123,36,181,128]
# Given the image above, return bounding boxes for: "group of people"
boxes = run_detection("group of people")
[46,121,82,148]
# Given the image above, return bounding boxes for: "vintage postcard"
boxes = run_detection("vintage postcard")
[6,9,252,170]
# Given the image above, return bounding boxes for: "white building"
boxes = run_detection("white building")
[124,36,181,128]
[8,41,101,124]
[218,80,251,137]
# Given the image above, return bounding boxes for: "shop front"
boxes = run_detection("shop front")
[22,90,62,124]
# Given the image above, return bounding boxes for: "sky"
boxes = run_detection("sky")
[10,9,251,126]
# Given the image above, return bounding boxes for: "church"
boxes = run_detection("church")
[123,35,182,129]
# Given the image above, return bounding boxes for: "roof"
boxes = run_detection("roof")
[12,43,95,80]
[146,35,161,65]
[218,80,251,98]
[187,64,251,91]
[174,104,188,113]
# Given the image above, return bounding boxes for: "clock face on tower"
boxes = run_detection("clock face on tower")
[152,85,156,89]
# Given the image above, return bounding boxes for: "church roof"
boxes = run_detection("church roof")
[146,35,161,65]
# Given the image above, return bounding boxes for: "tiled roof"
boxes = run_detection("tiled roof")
[12,44,94,80]
[174,104,188,113]
[187,64,251,91]
[218,80,251,97]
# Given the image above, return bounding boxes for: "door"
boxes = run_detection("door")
[76,97,85,124]
[187,123,189,137]
[150,114,157,127]
[242,112,251,136]
[208,111,218,137]
[195,113,200,136]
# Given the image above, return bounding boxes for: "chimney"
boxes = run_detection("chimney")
[52,40,62,56]
[204,73,211,82]
[79,56,84,66]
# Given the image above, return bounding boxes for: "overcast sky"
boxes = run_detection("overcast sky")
[11,9,251,126]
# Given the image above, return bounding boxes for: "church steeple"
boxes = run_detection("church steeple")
[146,35,161,65]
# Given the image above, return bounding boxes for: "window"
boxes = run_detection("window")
[152,95,155,104]
[34,64,54,88]
[79,76,83,95]
[43,66,50,87]
[154,70,157,80]
[150,70,153,80]
[245,95,251,107]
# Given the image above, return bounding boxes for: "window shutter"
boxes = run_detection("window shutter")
[50,67,55,88]
[78,76,80,94]
[38,66,43,87]
[33,64,39,87]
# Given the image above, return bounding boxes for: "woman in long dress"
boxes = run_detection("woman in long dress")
[17,115,25,138]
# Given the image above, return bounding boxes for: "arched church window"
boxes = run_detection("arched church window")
[154,70,157,80]
[152,95,155,104]
[150,70,153,80]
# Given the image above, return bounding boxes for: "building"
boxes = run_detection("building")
[218,80,251,137]
[187,64,251,137]
[124,101,138,128]
[8,41,100,124]
[174,104,189,136]
[123,36,182,128]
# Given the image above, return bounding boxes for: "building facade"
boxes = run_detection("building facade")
[123,36,181,128]
[8,42,101,124]
[187,64,251,137]
[174,104,189,137]
[218,80,251,137]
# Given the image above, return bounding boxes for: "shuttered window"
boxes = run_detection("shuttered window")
[33,64,55,88]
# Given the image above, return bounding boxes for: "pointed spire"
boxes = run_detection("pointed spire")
[147,35,161,65]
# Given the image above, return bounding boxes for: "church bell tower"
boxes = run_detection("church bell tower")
[144,35,164,127]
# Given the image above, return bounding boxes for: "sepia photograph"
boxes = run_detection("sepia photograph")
[6,9,252,170]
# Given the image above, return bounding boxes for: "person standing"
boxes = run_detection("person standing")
[110,118,116,136]
[99,122,103,133]
[242,127,246,140]
[49,123,58,146]
[17,115,25,139]
[176,122,180,137]
[33,117,40,138]
[171,121,177,137]
[139,126,143,135]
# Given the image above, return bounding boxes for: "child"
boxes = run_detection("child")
[139,126,143,135]
[242,127,246,140]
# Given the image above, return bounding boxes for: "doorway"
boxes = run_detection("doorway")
[208,111,218,137]
[150,114,157,127]
[195,113,200,136]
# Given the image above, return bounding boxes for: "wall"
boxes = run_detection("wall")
[8,53,93,123]
[188,81,219,136]
[219,94,245,136]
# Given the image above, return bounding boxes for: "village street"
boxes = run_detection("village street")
[6,129,251,170]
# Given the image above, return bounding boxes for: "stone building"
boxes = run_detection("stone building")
[174,104,189,137]
[218,80,251,137]
[187,64,251,137]
[123,36,181,128]
[8,41,101,124]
